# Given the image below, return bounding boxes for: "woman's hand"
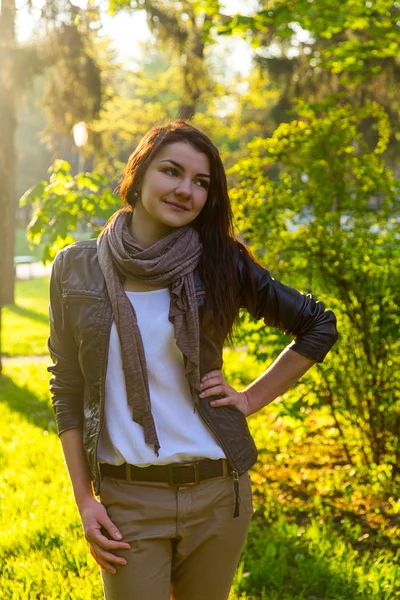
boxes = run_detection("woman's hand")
[199,369,251,417]
[78,496,131,575]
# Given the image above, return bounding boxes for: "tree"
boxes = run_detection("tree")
[108,0,223,118]
[0,0,107,372]
[0,0,18,373]
[219,0,400,165]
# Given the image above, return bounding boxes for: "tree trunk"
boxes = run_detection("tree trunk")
[178,13,211,120]
[179,103,196,120]
[0,306,2,375]
[0,0,17,374]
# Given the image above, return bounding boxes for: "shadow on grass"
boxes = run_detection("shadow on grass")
[238,513,376,600]
[6,304,49,325]
[0,374,55,431]
[253,453,399,555]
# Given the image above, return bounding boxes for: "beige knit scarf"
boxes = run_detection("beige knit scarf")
[97,209,202,456]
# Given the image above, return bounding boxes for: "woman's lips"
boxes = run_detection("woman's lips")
[163,200,188,212]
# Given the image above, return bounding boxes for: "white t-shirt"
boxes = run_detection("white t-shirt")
[97,288,226,466]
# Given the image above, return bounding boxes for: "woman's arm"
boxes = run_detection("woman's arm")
[60,428,131,574]
[48,253,130,574]
[200,348,315,416]
[237,243,339,364]
[199,244,338,415]
[242,347,315,415]
[59,428,95,506]
[48,250,85,433]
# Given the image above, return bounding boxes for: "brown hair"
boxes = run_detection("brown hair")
[118,120,246,342]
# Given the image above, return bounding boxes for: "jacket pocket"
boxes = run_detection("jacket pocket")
[62,292,104,342]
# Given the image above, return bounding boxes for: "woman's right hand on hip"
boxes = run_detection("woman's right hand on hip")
[78,496,131,574]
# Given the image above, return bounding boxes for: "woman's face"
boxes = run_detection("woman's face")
[135,141,211,232]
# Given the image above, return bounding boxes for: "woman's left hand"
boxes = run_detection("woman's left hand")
[199,370,251,417]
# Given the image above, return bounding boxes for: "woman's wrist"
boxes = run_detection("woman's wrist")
[59,428,96,509]
[244,348,316,414]
[74,481,96,509]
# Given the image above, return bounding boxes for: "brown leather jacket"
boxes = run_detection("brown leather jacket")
[48,239,338,495]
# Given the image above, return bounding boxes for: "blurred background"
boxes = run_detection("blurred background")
[0,1,399,598]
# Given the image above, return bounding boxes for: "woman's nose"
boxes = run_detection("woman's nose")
[174,179,192,198]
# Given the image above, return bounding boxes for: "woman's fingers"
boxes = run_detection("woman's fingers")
[210,391,250,416]
[201,373,222,387]
[90,540,128,566]
[202,370,222,381]
[90,545,117,574]
[97,510,128,545]
[88,534,129,575]
[199,384,225,398]
[87,529,130,550]
[210,396,235,406]
[80,497,131,575]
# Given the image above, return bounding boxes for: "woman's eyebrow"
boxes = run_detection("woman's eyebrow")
[159,159,211,178]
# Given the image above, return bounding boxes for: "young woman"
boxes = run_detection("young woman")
[48,120,338,600]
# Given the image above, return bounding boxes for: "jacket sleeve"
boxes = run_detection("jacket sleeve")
[48,250,85,435]
[238,245,338,363]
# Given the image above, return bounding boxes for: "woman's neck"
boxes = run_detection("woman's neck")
[129,205,171,249]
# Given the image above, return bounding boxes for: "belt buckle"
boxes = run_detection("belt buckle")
[168,462,200,486]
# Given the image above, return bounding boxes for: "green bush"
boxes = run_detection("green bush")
[230,99,400,473]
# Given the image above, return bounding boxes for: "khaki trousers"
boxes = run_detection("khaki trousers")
[99,470,254,600]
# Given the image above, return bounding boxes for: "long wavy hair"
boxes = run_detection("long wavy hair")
[118,120,252,343]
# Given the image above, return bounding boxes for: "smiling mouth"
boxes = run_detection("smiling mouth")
[163,200,189,211]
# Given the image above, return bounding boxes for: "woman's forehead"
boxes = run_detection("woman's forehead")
[153,141,210,173]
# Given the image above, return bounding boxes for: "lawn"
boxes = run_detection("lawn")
[2,277,50,356]
[0,362,103,600]
[0,360,399,599]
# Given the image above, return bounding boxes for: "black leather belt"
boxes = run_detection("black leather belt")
[100,458,231,486]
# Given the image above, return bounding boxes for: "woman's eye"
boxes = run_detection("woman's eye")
[195,179,209,189]
[164,167,178,176]
[163,168,208,189]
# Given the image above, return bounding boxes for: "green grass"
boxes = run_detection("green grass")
[0,362,103,599]
[2,277,49,356]
[0,361,399,599]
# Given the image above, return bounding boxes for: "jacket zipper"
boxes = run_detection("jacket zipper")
[62,293,103,300]
[197,400,242,517]
[94,302,114,494]
[196,400,241,474]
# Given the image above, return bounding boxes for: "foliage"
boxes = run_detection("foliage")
[219,0,400,83]
[217,0,400,162]
[90,58,184,177]
[107,0,223,118]
[37,1,109,146]
[20,56,281,248]
[90,55,271,178]
[229,98,400,470]
[21,160,120,262]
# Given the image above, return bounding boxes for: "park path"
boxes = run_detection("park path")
[15,262,52,280]
[2,355,49,365]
